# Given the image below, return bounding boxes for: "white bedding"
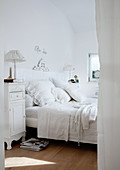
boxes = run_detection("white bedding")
[37,100,97,143]
[26,106,39,128]
[26,98,97,144]
[38,102,77,141]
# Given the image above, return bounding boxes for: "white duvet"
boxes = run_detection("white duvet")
[37,98,97,142]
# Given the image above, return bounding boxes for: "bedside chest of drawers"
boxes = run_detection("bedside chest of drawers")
[4,83,26,150]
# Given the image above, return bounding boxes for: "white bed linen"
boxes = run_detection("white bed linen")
[26,118,37,128]
[37,103,77,141]
[26,106,39,128]
[26,106,39,119]
[37,99,97,142]
[26,98,97,143]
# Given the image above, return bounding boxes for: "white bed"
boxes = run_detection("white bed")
[26,99,97,144]
[25,78,98,144]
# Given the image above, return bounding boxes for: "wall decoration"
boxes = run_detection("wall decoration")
[34,45,47,55]
[33,45,49,71]
[88,53,100,82]
[32,58,49,71]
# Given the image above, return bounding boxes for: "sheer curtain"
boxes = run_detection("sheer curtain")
[95,0,120,170]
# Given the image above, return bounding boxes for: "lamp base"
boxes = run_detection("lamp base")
[4,78,14,83]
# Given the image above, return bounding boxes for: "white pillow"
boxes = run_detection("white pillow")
[51,87,71,103]
[28,81,55,106]
[25,94,34,107]
[25,81,40,94]
[65,85,86,102]
[33,91,55,107]
[52,78,68,89]
[26,80,55,96]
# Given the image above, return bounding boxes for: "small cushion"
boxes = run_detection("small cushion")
[52,78,68,89]
[65,85,86,102]
[51,87,71,103]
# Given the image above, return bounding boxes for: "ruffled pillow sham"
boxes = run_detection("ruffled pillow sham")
[25,80,55,107]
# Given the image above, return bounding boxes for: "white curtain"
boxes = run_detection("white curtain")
[0,0,5,169]
[95,0,120,170]
[0,52,4,170]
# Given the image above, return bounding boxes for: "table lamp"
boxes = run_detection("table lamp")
[5,50,26,80]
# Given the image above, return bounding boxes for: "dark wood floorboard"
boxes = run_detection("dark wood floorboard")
[5,140,97,170]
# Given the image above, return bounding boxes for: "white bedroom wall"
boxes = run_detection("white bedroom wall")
[72,2,98,97]
[3,0,98,97]
[73,31,98,97]
[4,0,74,78]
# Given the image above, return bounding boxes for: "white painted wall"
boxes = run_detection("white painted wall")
[4,0,74,78]
[72,2,98,97]
[3,0,98,97]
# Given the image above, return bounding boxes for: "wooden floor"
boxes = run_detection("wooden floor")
[5,140,97,170]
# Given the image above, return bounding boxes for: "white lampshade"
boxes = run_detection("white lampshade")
[63,65,75,79]
[5,50,26,62]
[5,50,26,79]
[63,65,74,71]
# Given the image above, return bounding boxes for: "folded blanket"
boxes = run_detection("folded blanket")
[75,103,97,130]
